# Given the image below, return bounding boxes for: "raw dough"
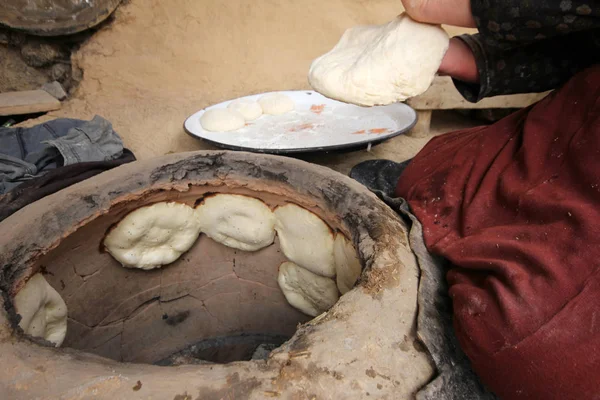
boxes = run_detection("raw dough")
[14,273,67,347]
[103,202,202,270]
[333,234,362,294]
[308,14,449,106]
[195,194,276,251]
[277,261,339,317]
[274,203,335,277]
[227,98,263,121]
[258,93,295,115]
[200,108,245,132]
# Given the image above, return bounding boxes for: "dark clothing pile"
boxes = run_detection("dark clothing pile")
[456,0,599,101]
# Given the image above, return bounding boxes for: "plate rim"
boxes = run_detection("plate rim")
[183,90,417,154]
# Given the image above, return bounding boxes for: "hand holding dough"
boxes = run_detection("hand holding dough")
[195,194,276,252]
[103,202,202,270]
[278,262,339,317]
[14,273,67,347]
[274,204,335,277]
[308,14,449,106]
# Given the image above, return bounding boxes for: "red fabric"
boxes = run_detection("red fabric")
[396,66,600,399]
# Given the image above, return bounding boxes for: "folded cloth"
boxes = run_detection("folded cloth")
[0,149,136,223]
[396,65,600,399]
[0,116,124,194]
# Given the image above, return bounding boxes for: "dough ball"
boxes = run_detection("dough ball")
[14,273,67,347]
[200,108,245,132]
[196,194,276,252]
[227,98,263,121]
[334,234,362,294]
[278,261,339,317]
[258,93,295,115]
[103,202,202,270]
[308,14,449,106]
[274,203,335,277]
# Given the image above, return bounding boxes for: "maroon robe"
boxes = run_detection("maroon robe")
[396,66,600,399]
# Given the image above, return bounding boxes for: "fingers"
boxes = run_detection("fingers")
[402,0,477,28]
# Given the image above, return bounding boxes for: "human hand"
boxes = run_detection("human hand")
[438,37,479,83]
[401,0,476,28]
[402,0,479,83]
[308,15,449,106]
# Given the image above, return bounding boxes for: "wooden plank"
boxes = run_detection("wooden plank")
[407,76,550,110]
[0,89,61,116]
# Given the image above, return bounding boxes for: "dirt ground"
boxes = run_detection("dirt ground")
[22,0,480,173]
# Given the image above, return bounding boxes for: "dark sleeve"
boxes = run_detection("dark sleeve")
[453,0,600,102]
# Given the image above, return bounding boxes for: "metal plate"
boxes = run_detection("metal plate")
[184,90,417,154]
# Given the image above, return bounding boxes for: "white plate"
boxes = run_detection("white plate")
[184,90,416,154]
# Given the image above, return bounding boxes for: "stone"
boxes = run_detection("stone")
[41,81,67,101]
[50,63,71,82]
[0,45,49,92]
[21,41,67,68]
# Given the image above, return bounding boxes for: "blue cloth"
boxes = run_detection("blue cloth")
[0,116,124,194]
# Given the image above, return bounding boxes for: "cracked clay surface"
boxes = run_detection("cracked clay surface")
[37,190,312,364]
